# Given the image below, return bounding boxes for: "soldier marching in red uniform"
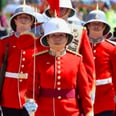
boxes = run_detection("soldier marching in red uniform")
[42,0,95,104]
[0,4,43,116]
[25,17,93,116]
[84,7,116,116]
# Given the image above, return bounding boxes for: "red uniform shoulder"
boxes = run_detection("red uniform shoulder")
[106,39,116,46]
[66,48,82,57]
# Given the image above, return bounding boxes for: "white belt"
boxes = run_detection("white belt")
[5,72,28,79]
[96,77,112,86]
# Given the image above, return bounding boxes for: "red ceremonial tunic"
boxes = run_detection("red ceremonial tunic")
[37,28,96,103]
[91,39,116,114]
[0,33,36,109]
[26,50,93,116]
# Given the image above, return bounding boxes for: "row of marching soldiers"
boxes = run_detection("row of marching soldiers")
[0,0,116,116]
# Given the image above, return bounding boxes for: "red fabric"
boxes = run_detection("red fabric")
[79,29,95,97]
[91,40,116,114]
[0,34,35,108]
[47,0,60,17]
[26,51,93,116]
[17,33,36,49]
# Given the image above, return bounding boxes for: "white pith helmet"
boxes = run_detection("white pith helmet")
[10,5,44,31]
[40,17,73,47]
[45,0,75,18]
[84,9,110,35]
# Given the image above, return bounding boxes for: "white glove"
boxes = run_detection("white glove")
[24,99,38,112]
[91,92,95,105]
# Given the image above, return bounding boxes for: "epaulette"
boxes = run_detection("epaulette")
[33,50,49,57]
[106,39,116,46]
[0,31,14,40]
[66,48,82,57]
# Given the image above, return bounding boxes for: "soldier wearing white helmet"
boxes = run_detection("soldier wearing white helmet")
[25,17,94,116]
[42,0,95,110]
[0,3,44,116]
[84,7,116,116]
[43,0,75,20]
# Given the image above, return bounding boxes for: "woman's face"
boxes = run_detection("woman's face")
[15,14,33,24]
[47,33,68,50]
[88,22,106,32]
[47,33,67,45]
[87,21,106,39]
[49,8,71,20]
[14,13,34,33]
[60,8,71,17]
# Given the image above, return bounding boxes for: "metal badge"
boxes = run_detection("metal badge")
[18,73,27,79]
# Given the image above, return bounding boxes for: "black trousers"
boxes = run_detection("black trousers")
[1,107,29,116]
[95,111,114,116]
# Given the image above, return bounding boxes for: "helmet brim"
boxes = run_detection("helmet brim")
[40,31,73,47]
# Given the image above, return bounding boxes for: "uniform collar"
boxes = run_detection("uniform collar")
[49,49,66,57]
[89,36,104,44]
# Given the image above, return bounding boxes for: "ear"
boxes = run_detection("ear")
[46,36,49,42]
[46,36,50,46]
[14,18,20,27]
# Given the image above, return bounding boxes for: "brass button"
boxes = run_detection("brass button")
[57,65,61,69]
[57,82,61,85]
[57,61,61,65]
[93,57,96,60]
[21,65,24,68]
[57,70,61,74]
[57,76,61,80]
[22,58,25,61]
[57,87,61,91]
[23,51,26,54]
[57,96,62,99]
[93,50,96,53]
[57,57,60,60]
[19,79,23,82]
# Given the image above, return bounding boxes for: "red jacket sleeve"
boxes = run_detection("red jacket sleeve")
[77,56,93,115]
[79,29,95,99]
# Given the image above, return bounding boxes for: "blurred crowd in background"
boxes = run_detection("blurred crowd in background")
[0,0,116,38]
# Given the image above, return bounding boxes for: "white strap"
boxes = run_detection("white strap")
[96,77,112,86]
[5,72,28,79]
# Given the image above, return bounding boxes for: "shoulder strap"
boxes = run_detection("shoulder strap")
[66,48,82,57]
[33,50,49,57]
[106,39,116,46]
